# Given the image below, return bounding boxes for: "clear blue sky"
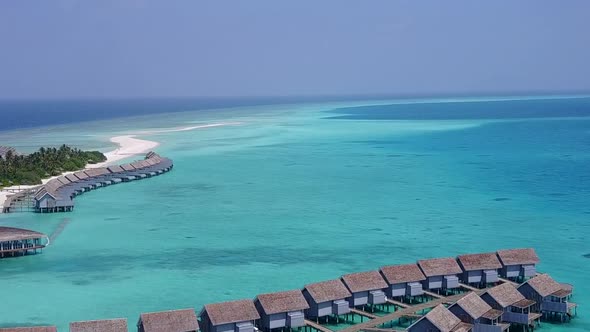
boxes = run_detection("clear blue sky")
[1,0,589,99]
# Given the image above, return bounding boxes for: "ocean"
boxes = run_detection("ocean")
[0,96,589,331]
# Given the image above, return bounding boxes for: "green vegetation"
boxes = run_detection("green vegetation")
[0,145,106,187]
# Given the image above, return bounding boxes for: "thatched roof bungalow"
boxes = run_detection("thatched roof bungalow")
[496,248,539,280]
[137,308,198,332]
[518,274,574,315]
[341,270,388,307]
[380,263,426,298]
[254,290,309,331]
[481,283,538,325]
[70,318,127,332]
[457,252,502,286]
[199,299,260,332]
[418,257,462,290]
[407,304,468,332]
[302,279,352,318]
[0,327,57,332]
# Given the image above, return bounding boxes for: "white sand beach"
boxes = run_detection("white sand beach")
[0,122,239,211]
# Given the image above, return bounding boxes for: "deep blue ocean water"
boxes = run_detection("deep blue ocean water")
[0,96,589,331]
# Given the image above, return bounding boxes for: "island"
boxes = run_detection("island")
[0,145,106,188]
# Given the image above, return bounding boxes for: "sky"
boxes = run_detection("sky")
[0,0,589,99]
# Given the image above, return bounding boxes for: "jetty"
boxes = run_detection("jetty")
[2,152,173,214]
[0,226,49,258]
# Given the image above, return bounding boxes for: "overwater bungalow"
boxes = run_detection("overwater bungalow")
[341,270,388,307]
[448,292,508,332]
[379,263,426,299]
[517,274,576,321]
[0,226,48,258]
[70,318,128,332]
[254,290,309,331]
[199,299,260,332]
[407,304,471,332]
[0,326,57,332]
[418,257,462,291]
[496,248,539,281]
[137,308,198,332]
[302,279,352,320]
[28,152,173,213]
[107,165,125,174]
[457,252,502,287]
[480,283,540,327]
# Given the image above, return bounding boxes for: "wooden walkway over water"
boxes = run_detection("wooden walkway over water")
[339,289,488,332]
[350,308,377,319]
[305,320,334,332]
[386,299,409,308]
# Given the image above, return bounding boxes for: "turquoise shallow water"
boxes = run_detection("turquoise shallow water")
[1,97,589,331]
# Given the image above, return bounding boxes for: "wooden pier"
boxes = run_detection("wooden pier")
[386,299,409,308]
[459,282,480,292]
[498,277,519,286]
[422,290,444,299]
[350,308,377,319]
[304,319,334,332]
[339,289,488,332]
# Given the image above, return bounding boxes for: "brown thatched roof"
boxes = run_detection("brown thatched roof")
[341,270,388,293]
[418,257,462,277]
[521,274,562,297]
[481,309,503,320]
[453,292,492,319]
[304,279,352,303]
[66,174,80,182]
[138,308,198,332]
[380,263,426,284]
[483,283,526,308]
[0,327,57,332]
[121,164,136,171]
[496,248,539,266]
[70,318,127,332]
[202,299,260,326]
[56,176,71,185]
[413,305,460,332]
[512,299,536,309]
[74,171,89,180]
[457,252,502,271]
[107,165,124,173]
[0,227,47,242]
[255,290,309,315]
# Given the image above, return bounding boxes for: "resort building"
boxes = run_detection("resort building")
[137,308,199,332]
[379,263,426,299]
[254,290,309,331]
[448,292,508,332]
[457,252,502,287]
[407,304,471,332]
[517,274,576,320]
[480,283,540,326]
[28,152,174,213]
[340,271,388,307]
[0,226,48,258]
[418,257,463,291]
[302,279,352,319]
[199,299,260,332]
[70,318,128,332]
[0,327,57,332]
[496,248,539,281]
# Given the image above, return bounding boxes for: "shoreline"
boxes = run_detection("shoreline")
[0,122,239,212]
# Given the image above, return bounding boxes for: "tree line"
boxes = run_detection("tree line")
[0,145,106,187]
